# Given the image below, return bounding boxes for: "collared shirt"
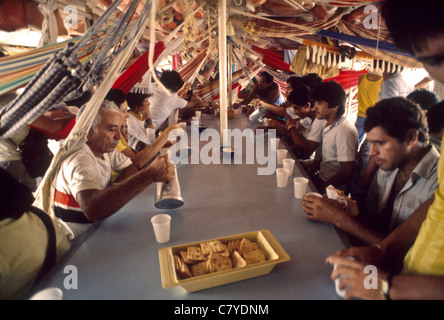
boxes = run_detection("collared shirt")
[319,116,358,182]
[368,145,439,233]
[378,73,414,101]
[403,142,444,275]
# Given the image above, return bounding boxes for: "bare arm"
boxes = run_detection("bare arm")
[76,155,175,222]
[324,161,355,189]
[302,195,384,245]
[287,126,320,159]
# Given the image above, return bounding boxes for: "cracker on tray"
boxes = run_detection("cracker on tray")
[243,248,266,265]
[190,261,207,277]
[187,246,206,261]
[207,252,233,273]
[200,240,225,255]
[238,237,259,255]
[231,250,247,268]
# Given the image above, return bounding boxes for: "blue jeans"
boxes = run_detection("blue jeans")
[355,116,367,147]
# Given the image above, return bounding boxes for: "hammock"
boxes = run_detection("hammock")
[0,0,145,139]
[20,0,152,219]
[112,41,166,94]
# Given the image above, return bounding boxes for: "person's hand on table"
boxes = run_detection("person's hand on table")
[302,194,347,225]
[327,245,387,268]
[326,255,391,300]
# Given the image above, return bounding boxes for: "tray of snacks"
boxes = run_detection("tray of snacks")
[158,229,290,292]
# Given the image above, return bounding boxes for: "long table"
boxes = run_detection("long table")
[28,112,347,300]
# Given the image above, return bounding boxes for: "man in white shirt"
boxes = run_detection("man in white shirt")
[54,101,175,237]
[308,81,358,193]
[378,68,414,101]
[149,70,215,130]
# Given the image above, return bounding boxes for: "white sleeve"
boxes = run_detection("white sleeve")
[127,114,156,145]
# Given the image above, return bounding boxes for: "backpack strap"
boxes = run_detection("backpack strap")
[30,206,57,282]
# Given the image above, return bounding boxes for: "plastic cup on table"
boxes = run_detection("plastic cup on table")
[195,110,201,119]
[270,137,280,152]
[293,177,309,199]
[276,168,290,188]
[282,158,295,176]
[151,214,171,243]
[276,149,288,165]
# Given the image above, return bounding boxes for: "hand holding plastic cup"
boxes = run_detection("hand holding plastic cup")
[282,158,295,176]
[276,168,290,188]
[276,149,288,165]
[151,214,171,243]
[293,177,309,199]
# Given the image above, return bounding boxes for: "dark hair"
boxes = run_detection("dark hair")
[382,0,444,54]
[311,81,346,117]
[64,89,93,107]
[0,168,35,219]
[364,97,429,143]
[286,76,302,91]
[126,92,151,111]
[407,89,439,112]
[301,73,323,91]
[427,101,444,134]
[105,89,127,108]
[261,71,274,84]
[287,85,310,106]
[160,70,184,92]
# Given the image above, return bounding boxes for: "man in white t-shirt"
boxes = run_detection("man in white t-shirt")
[284,86,327,159]
[149,70,216,130]
[54,101,175,237]
[308,81,359,193]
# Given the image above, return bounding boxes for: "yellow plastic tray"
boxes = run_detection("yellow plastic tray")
[159,229,291,292]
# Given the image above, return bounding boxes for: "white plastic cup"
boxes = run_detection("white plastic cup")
[29,287,63,300]
[276,149,288,165]
[270,137,280,152]
[293,177,309,199]
[195,110,201,119]
[276,168,290,188]
[151,214,171,243]
[282,158,295,176]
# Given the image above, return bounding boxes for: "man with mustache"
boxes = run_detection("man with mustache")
[54,101,175,238]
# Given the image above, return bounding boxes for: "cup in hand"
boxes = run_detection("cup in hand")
[151,214,171,243]
[276,149,288,165]
[282,158,295,176]
[276,168,290,188]
[293,177,309,199]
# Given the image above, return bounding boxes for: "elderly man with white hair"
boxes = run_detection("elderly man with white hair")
[54,100,175,237]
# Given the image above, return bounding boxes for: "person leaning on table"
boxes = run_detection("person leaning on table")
[325,0,444,300]
[302,97,439,246]
[53,100,175,239]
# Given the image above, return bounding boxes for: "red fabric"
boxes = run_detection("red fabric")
[112,42,166,94]
[325,69,367,90]
[30,117,76,140]
[251,46,293,73]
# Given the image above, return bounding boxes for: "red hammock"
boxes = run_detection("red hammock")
[112,41,166,94]
[251,46,293,73]
[325,69,367,90]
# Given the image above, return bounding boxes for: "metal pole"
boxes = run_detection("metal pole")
[218,0,228,145]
